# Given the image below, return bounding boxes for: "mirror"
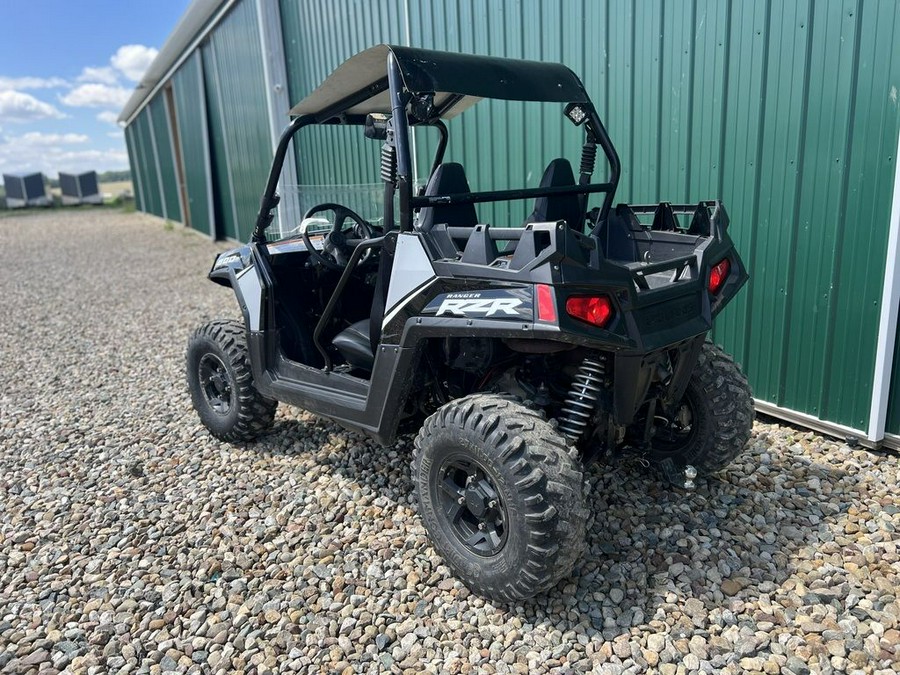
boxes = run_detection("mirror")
[364,113,389,140]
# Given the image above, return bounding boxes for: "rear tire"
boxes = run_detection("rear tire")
[648,342,753,473]
[186,320,277,442]
[413,394,587,602]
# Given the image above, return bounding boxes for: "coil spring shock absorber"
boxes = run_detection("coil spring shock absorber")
[558,355,609,442]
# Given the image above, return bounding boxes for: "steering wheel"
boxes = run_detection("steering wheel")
[301,203,374,272]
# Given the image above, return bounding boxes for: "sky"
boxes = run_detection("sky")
[0,1,191,179]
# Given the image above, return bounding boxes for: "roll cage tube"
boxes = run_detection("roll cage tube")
[252,114,313,243]
[253,56,622,242]
[251,116,447,242]
[427,120,449,187]
[405,104,621,225]
[587,111,621,224]
[388,53,414,232]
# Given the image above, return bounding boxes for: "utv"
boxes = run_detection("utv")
[187,45,753,602]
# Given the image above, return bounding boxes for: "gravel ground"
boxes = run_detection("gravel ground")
[0,209,898,675]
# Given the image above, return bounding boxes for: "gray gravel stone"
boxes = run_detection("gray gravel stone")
[1,210,898,673]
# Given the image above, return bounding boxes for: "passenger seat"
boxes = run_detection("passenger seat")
[526,158,584,230]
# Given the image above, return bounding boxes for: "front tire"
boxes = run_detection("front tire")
[413,394,587,602]
[648,342,754,473]
[186,320,277,442]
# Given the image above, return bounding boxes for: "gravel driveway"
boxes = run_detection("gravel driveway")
[0,209,898,675]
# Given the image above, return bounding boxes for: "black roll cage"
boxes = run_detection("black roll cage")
[252,51,622,244]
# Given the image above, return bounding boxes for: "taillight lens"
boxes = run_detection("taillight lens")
[566,295,613,328]
[708,258,731,294]
[535,284,557,322]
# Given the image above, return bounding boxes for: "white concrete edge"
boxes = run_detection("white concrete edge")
[754,399,873,448]
[866,125,900,442]
[884,433,899,451]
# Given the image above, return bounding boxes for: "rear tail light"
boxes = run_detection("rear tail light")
[708,258,731,294]
[566,295,614,328]
[535,284,557,322]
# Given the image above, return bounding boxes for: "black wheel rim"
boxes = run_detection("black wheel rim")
[652,396,697,453]
[436,456,509,557]
[198,353,232,415]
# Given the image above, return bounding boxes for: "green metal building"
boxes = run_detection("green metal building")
[120,0,900,450]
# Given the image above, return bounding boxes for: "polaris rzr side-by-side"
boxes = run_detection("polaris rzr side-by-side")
[187,45,753,602]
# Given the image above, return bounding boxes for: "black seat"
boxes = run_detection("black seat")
[526,158,584,229]
[331,319,374,371]
[333,163,477,373]
[417,162,478,230]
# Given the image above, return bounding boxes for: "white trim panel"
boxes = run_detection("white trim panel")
[866,126,900,442]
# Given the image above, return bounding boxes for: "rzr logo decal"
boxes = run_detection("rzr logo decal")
[422,288,533,320]
[436,297,523,317]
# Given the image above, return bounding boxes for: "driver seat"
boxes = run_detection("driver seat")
[332,319,374,371]
[332,163,479,373]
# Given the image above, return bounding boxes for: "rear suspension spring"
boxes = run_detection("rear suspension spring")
[558,355,608,442]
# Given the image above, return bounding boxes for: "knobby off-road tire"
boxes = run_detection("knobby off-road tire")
[413,394,588,602]
[186,319,277,442]
[649,342,754,474]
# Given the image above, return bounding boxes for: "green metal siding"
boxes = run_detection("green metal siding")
[122,0,900,436]
[280,0,405,217]
[280,0,899,431]
[171,51,214,236]
[148,96,182,223]
[124,125,144,213]
[132,108,164,218]
[201,0,272,241]
[201,44,234,239]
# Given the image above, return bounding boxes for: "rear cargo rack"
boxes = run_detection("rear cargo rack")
[625,254,697,290]
[597,201,726,293]
[616,200,722,237]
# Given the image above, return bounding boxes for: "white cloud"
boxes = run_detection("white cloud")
[107,130,124,139]
[0,131,128,176]
[111,45,158,82]
[17,132,88,146]
[0,90,67,122]
[60,83,131,109]
[0,76,68,91]
[97,110,120,126]
[78,66,119,85]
